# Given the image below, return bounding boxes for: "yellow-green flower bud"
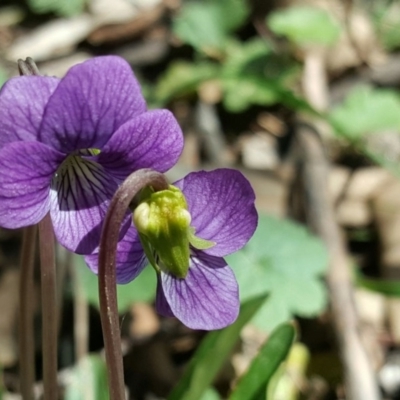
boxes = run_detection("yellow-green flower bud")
[133,186,192,278]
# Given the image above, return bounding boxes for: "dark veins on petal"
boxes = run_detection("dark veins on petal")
[187,256,234,316]
[52,154,111,210]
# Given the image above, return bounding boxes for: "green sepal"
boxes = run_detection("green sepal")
[188,227,216,250]
[138,234,160,274]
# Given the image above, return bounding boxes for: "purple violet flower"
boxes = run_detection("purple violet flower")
[85,169,258,330]
[0,56,183,254]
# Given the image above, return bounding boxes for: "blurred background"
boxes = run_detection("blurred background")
[1,0,400,399]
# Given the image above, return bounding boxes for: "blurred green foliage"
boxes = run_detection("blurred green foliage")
[230,323,295,400]
[173,0,249,54]
[168,295,267,400]
[74,255,156,313]
[267,5,341,46]
[157,0,400,177]
[151,0,313,113]
[27,0,86,16]
[357,272,400,298]
[64,355,109,400]
[330,85,400,140]
[154,61,219,105]
[227,214,328,333]
[370,0,400,50]
[0,68,7,89]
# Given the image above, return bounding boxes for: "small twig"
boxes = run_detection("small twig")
[295,123,381,400]
[298,32,381,399]
[194,101,229,166]
[18,225,37,400]
[98,168,169,400]
[342,0,370,67]
[38,213,58,400]
[302,51,329,113]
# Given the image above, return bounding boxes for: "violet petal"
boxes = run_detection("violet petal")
[0,141,64,228]
[159,252,239,330]
[49,156,121,254]
[39,56,146,153]
[175,169,257,257]
[98,110,184,182]
[85,225,148,284]
[155,275,175,317]
[0,76,59,147]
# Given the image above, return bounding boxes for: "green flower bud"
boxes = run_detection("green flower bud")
[133,186,192,278]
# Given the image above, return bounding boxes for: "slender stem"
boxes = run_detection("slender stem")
[38,213,58,400]
[98,169,168,400]
[71,253,89,361]
[17,57,41,400]
[19,225,37,400]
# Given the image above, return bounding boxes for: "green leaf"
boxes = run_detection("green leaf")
[74,255,156,313]
[173,0,249,52]
[357,273,400,297]
[229,323,295,400]
[0,367,3,400]
[27,0,86,17]
[174,3,226,52]
[0,67,7,90]
[372,1,400,50]
[168,295,268,400]
[330,85,400,140]
[154,61,219,105]
[267,6,341,46]
[215,0,249,33]
[266,342,309,399]
[65,355,109,400]
[226,215,328,332]
[222,39,276,111]
[360,145,400,180]
[328,85,400,177]
[200,388,222,400]
[221,38,303,112]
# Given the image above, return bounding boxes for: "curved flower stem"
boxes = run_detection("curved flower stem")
[98,169,168,400]
[19,225,37,400]
[38,213,58,400]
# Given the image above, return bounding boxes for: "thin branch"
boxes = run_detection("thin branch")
[295,123,381,400]
[299,31,381,399]
[194,101,229,166]
[98,168,168,400]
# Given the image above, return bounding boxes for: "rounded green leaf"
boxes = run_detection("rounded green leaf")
[226,214,328,332]
[267,6,341,46]
[330,85,400,140]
